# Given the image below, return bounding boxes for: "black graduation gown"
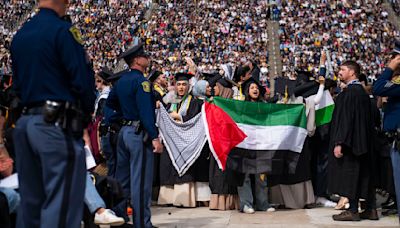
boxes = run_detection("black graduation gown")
[159,97,210,185]
[327,84,374,200]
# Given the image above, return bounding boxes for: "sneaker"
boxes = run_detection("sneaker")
[316,197,337,208]
[94,209,125,226]
[242,205,255,214]
[267,207,276,212]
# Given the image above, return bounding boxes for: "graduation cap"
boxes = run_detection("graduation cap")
[242,77,265,98]
[175,72,194,82]
[97,67,114,81]
[217,77,234,88]
[295,70,314,86]
[274,77,296,97]
[148,70,163,82]
[293,81,319,98]
[233,65,250,83]
[391,39,400,55]
[202,72,222,87]
[106,69,130,83]
[118,42,148,64]
[201,72,217,80]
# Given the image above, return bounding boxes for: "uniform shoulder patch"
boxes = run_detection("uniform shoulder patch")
[141,81,151,93]
[69,26,84,45]
[392,76,400,85]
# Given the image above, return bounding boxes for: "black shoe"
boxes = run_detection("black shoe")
[332,211,361,221]
[382,196,396,209]
[360,209,379,220]
[382,208,398,216]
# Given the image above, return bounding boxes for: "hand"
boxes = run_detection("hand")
[156,101,161,109]
[334,145,343,158]
[170,111,181,121]
[320,51,327,64]
[152,138,163,153]
[0,156,13,177]
[388,55,400,71]
[318,76,325,85]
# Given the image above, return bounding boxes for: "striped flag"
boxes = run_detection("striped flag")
[307,90,335,127]
[204,97,308,174]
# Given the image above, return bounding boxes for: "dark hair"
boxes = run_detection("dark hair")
[244,82,263,102]
[341,60,361,78]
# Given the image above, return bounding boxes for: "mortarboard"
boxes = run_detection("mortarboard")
[202,72,222,87]
[233,65,250,83]
[391,40,400,55]
[274,77,296,96]
[148,70,163,82]
[175,72,194,82]
[97,67,114,81]
[106,69,130,83]
[217,78,234,88]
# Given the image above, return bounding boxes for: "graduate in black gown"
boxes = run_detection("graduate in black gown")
[158,73,208,207]
[328,61,377,221]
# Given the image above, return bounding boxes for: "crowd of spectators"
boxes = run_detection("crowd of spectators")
[1,0,399,84]
[390,0,399,16]
[279,0,399,81]
[0,0,35,75]
[68,0,152,71]
[142,0,271,79]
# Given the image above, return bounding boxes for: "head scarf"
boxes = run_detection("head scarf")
[192,80,208,99]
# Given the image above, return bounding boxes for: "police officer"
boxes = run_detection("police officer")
[373,40,400,222]
[106,43,163,228]
[100,69,128,177]
[10,1,96,227]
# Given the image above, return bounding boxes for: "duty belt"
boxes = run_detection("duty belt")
[23,106,45,115]
[121,119,140,127]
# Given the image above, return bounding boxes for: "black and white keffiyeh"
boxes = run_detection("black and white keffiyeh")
[156,105,207,176]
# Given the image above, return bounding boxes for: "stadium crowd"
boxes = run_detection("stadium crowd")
[279,0,399,81]
[0,0,35,75]
[1,0,400,227]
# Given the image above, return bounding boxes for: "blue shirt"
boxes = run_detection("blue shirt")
[106,69,158,140]
[103,105,122,126]
[373,68,400,131]
[10,8,95,114]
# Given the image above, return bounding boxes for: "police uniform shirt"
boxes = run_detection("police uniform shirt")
[373,67,400,131]
[10,8,95,114]
[106,69,158,140]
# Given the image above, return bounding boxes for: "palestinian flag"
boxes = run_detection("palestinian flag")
[308,90,335,127]
[203,97,308,174]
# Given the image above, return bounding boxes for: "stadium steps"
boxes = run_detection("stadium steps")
[267,20,282,95]
[383,0,400,31]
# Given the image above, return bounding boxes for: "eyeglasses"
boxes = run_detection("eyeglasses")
[96,79,103,83]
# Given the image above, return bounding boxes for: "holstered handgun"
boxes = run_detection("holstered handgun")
[62,102,85,138]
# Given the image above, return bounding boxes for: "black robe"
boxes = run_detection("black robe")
[328,84,374,200]
[159,97,210,185]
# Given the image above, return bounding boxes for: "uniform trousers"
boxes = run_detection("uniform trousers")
[114,126,154,228]
[13,115,86,228]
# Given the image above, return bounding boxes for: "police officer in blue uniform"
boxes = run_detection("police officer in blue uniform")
[10,1,96,227]
[373,40,400,222]
[106,43,163,228]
